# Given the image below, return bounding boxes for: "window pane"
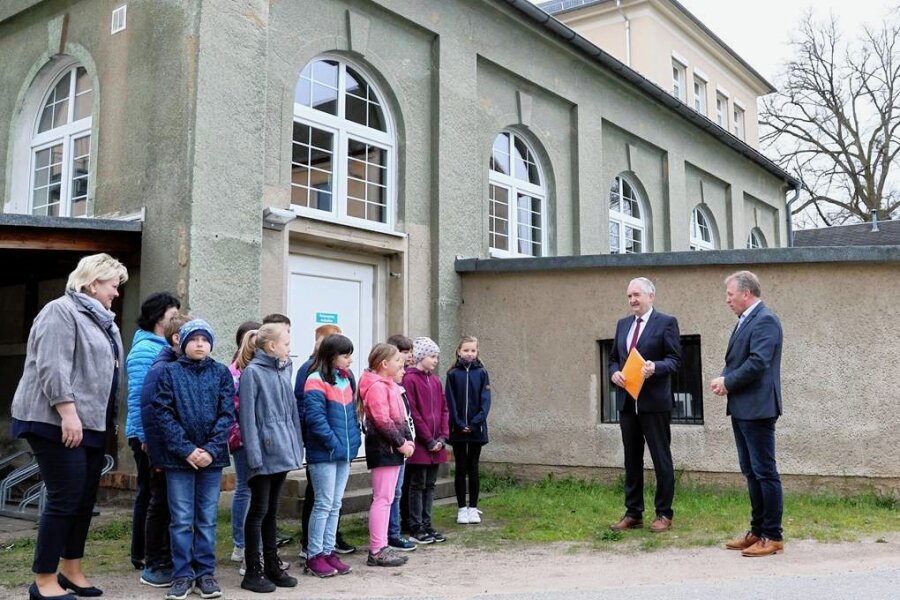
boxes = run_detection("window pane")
[312,83,338,115]
[609,221,620,254]
[490,133,510,175]
[517,194,542,257]
[291,121,333,211]
[345,94,367,127]
[312,60,339,88]
[489,184,509,251]
[38,105,54,133]
[71,198,86,217]
[295,78,311,106]
[53,72,71,102]
[367,102,385,132]
[53,99,69,129]
[346,139,388,223]
[347,198,366,219]
[512,136,539,184]
[73,67,92,121]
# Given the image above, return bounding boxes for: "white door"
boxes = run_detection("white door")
[287,254,375,385]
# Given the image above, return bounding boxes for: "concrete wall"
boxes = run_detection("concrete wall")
[457,249,900,494]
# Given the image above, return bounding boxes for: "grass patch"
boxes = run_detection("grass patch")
[1,477,897,588]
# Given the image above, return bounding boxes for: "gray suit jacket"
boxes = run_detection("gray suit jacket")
[723,302,783,420]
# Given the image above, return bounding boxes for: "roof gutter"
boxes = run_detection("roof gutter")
[500,0,799,188]
[785,179,801,247]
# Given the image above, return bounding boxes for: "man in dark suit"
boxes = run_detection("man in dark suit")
[711,270,784,557]
[608,277,681,533]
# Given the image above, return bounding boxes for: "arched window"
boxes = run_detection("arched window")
[29,64,93,217]
[747,228,766,248]
[291,57,395,231]
[488,131,546,257]
[690,205,717,250]
[608,176,646,254]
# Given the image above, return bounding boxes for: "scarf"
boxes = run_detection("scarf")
[68,289,120,338]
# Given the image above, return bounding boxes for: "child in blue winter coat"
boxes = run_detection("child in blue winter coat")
[153,319,234,600]
[444,336,491,525]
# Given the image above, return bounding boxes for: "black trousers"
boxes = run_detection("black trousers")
[244,471,288,574]
[451,442,482,508]
[619,406,675,520]
[144,466,172,569]
[400,472,411,533]
[128,437,151,566]
[407,464,439,531]
[27,435,105,574]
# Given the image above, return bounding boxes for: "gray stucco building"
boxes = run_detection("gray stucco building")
[0,1,795,457]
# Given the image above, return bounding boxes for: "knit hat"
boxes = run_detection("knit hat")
[179,319,215,353]
[412,336,440,363]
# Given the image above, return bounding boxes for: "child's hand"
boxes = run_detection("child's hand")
[431,441,443,452]
[186,448,204,469]
[195,449,213,468]
[399,441,415,458]
[462,427,472,433]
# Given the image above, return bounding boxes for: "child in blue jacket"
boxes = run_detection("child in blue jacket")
[444,336,491,525]
[154,319,234,600]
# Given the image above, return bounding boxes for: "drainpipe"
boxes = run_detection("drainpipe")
[616,0,631,67]
[785,179,801,247]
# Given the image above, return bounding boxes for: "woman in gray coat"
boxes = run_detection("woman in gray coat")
[11,253,127,600]
[237,322,304,593]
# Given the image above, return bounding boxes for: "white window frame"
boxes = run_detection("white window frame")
[715,93,728,129]
[672,59,686,102]
[291,56,396,234]
[488,131,547,258]
[690,205,717,250]
[28,64,93,218]
[733,105,745,140]
[747,228,766,249]
[608,175,647,254]
[693,74,707,115]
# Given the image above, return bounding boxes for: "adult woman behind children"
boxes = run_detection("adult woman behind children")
[11,253,128,600]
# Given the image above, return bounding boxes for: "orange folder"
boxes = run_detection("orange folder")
[622,347,645,401]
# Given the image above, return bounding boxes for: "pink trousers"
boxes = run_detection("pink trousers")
[369,465,401,552]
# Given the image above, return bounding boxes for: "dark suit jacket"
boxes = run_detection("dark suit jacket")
[608,310,682,413]
[723,302,783,420]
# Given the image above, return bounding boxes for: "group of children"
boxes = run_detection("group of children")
[128,305,492,600]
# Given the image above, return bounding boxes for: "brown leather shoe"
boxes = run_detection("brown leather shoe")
[742,537,784,557]
[610,515,643,531]
[725,531,760,550]
[649,516,672,533]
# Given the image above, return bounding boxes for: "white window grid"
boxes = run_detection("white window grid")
[693,77,707,114]
[291,58,395,233]
[111,5,127,34]
[672,61,686,102]
[29,65,92,217]
[733,106,745,139]
[609,176,646,254]
[488,131,546,258]
[747,228,766,249]
[716,93,728,128]
[690,206,716,250]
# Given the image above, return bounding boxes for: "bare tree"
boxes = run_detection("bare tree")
[760,9,900,225]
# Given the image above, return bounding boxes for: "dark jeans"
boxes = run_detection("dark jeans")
[407,464,439,531]
[451,443,482,508]
[128,437,150,565]
[144,467,172,569]
[26,435,105,574]
[400,471,411,533]
[244,472,287,574]
[732,417,783,540]
[619,406,675,520]
[166,467,222,579]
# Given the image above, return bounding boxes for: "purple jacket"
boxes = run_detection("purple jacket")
[402,367,449,465]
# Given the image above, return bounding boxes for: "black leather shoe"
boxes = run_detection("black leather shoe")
[28,582,75,600]
[57,574,103,597]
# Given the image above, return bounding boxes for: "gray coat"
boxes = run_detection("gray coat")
[237,350,304,477]
[12,294,123,432]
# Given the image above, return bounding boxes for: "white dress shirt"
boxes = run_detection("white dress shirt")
[626,307,653,349]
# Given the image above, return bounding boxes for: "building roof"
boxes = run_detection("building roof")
[500,0,798,187]
[537,0,776,93]
[793,220,900,247]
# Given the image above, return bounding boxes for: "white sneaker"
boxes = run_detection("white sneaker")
[230,546,245,562]
[468,507,482,523]
[238,559,246,576]
[456,507,470,524]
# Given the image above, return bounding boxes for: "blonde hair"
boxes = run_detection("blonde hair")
[66,253,128,293]
[164,312,191,346]
[257,322,288,356]
[454,336,479,358]
[235,330,259,371]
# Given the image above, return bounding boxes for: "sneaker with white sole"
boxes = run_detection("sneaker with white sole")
[164,577,193,600]
[456,507,470,524]
[468,507,482,523]
[230,546,245,562]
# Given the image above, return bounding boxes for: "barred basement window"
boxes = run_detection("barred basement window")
[598,334,704,425]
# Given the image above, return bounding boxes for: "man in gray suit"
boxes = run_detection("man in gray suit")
[711,270,784,557]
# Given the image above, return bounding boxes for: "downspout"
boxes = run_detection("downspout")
[785,179,801,247]
[616,0,631,67]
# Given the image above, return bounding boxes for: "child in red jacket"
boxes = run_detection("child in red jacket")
[402,337,449,544]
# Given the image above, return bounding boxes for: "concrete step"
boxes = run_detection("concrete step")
[219,461,453,518]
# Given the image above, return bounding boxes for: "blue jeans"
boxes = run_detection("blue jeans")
[388,463,405,540]
[307,461,350,557]
[732,417,783,540]
[231,448,251,549]
[166,467,222,579]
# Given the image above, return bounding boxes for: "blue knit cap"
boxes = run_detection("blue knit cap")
[179,319,215,353]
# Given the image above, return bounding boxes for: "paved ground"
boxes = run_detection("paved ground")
[2,530,898,600]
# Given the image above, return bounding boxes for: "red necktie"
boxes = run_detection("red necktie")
[629,317,642,352]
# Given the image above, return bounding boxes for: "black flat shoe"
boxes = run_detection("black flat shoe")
[56,574,102,597]
[28,582,75,600]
